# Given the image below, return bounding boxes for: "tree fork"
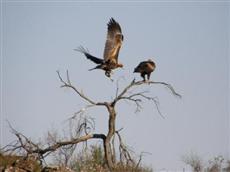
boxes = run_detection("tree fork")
[54,71,181,169]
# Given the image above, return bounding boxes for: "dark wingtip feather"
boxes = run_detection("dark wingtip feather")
[75,46,104,64]
[107,17,121,32]
[108,17,116,26]
[109,17,116,24]
[74,46,89,54]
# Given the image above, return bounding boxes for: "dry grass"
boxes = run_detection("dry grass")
[0,146,152,172]
[69,145,152,172]
[0,152,41,171]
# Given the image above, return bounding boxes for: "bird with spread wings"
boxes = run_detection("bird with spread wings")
[75,18,124,79]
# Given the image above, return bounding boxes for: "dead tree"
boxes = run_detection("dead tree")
[2,70,181,170]
[55,70,180,169]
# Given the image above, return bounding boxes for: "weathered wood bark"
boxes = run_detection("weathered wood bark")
[103,104,116,169]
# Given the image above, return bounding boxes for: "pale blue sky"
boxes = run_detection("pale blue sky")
[1,1,229,170]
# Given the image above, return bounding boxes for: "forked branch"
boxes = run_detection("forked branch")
[57,70,106,106]
[112,79,181,117]
[115,79,181,103]
[2,119,106,161]
[115,129,135,166]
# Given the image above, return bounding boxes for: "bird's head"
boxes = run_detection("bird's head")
[147,59,154,62]
[147,59,156,68]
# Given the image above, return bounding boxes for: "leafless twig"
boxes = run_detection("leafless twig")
[57,70,106,106]
[115,129,135,166]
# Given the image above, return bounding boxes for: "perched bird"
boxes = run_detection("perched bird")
[134,59,156,81]
[75,18,124,78]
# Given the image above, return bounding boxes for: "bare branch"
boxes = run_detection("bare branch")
[114,79,181,105]
[57,70,106,106]
[3,119,106,165]
[115,76,126,98]
[67,104,96,121]
[149,81,182,98]
[34,133,105,156]
[135,94,165,119]
[135,151,152,169]
[115,130,135,166]
[112,79,180,118]
[4,129,106,159]
[115,79,136,101]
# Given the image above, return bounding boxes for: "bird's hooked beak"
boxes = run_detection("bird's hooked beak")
[118,63,124,69]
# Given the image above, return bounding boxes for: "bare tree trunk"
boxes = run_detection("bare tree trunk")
[104,104,116,169]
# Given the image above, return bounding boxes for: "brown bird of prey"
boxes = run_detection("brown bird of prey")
[134,59,156,81]
[75,18,124,78]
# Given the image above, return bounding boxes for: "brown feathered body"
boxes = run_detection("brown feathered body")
[134,60,156,81]
[75,18,124,78]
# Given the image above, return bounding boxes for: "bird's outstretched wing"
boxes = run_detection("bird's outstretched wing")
[75,46,104,64]
[103,18,123,63]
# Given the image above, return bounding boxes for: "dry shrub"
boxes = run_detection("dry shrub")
[69,145,152,172]
[0,153,41,171]
[182,152,203,172]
